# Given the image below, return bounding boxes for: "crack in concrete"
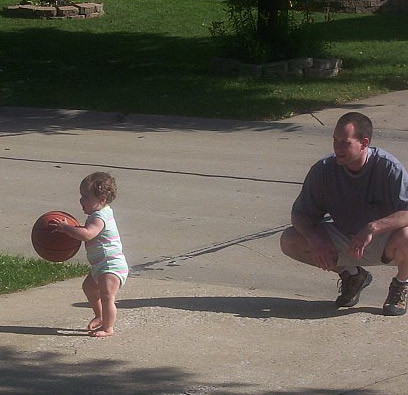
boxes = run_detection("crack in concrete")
[0,156,303,185]
[311,113,325,126]
[129,224,290,273]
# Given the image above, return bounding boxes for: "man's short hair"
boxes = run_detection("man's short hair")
[336,112,373,143]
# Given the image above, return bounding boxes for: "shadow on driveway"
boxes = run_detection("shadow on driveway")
[73,296,382,319]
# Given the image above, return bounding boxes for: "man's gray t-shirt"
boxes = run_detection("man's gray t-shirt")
[292,147,408,235]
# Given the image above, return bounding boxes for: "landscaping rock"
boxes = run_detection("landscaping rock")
[238,63,263,77]
[33,6,57,18]
[57,6,79,17]
[91,2,104,13]
[262,62,288,77]
[304,67,340,78]
[17,4,36,17]
[3,2,104,19]
[75,3,94,16]
[209,57,342,79]
[286,68,305,79]
[313,58,343,70]
[288,57,313,70]
[313,0,408,14]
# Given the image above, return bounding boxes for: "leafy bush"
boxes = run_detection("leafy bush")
[210,0,332,63]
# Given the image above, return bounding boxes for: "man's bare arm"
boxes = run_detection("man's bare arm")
[368,210,408,235]
[350,210,408,258]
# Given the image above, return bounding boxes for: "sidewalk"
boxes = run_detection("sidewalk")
[1,91,408,394]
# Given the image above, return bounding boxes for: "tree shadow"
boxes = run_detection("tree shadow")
[0,345,242,394]
[0,105,305,136]
[1,20,407,125]
[74,296,383,319]
[1,27,311,122]
[0,344,382,394]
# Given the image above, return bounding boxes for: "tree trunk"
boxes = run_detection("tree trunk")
[257,0,288,42]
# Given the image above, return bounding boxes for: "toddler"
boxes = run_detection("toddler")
[53,172,128,337]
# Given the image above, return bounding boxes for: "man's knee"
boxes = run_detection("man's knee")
[280,227,299,257]
[386,227,408,261]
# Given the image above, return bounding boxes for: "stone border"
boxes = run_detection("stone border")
[209,57,342,79]
[324,0,408,14]
[3,2,104,19]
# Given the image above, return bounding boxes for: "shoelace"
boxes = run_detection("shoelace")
[337,278,350,294]
[388,285,408,304]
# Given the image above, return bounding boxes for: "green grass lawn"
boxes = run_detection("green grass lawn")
[0,0,408,120]
[0,253,88,295]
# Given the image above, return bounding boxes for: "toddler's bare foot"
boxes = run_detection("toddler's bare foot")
[87,317,103,330]
[90,328,114,338]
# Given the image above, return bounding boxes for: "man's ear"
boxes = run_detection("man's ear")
[361,137,370,148]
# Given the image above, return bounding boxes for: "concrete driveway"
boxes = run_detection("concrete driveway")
[0,91,408,394]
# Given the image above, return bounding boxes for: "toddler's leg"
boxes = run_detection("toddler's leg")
[90,273,120,338]
[82,274,103,330]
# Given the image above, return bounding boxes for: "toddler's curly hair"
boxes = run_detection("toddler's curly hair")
[81,172,117,204]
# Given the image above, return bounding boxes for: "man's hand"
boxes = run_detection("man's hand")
[291,213,338,271]
[348,224,374,259]
[308,235,338,271]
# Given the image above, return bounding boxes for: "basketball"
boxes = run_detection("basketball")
[31,211,81,262]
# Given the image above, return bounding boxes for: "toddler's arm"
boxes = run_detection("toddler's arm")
[50,217,104,242]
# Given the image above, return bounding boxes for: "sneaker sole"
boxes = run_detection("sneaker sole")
[335,271,373,308]
[383,306,407,316]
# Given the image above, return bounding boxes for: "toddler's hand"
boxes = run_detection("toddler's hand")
[49,218,69,233]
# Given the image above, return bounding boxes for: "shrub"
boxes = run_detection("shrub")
[210,0,332,63]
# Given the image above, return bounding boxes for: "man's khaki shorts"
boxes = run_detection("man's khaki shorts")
[322,222,394,267]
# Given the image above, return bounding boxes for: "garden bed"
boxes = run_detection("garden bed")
[209,57,343,79]
[3,2,104,19]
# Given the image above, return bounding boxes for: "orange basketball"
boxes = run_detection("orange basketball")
[31,211,81,262]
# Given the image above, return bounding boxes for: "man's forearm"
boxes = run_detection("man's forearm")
[367,210,408,235]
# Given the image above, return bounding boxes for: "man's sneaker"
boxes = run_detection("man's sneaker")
[383,278,408,316]
[335,267,372,308]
